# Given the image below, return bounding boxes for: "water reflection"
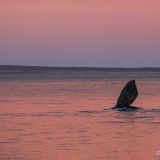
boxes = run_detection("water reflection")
[0,74,160,160]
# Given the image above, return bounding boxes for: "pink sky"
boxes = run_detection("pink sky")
[0,0,160,67]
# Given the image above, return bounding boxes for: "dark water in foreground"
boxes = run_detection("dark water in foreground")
[0,66,160,160]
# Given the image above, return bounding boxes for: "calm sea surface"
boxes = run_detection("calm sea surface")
[0,67,160,160]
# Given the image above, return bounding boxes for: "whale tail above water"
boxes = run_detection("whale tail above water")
[112,80,140,111]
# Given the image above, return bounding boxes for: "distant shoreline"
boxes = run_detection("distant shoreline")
[0,65,160,72]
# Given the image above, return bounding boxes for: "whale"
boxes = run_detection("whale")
[112,80,141,111]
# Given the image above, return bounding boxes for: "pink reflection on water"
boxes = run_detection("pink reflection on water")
[0,79,160,160]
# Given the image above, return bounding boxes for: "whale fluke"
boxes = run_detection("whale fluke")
[112,80,140,110]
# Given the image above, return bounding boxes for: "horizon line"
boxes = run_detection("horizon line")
[0,64,160,69]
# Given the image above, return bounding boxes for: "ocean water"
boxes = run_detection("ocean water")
[0,66,160,160]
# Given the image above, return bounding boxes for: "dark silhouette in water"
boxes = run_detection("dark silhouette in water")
[112,80,140,111]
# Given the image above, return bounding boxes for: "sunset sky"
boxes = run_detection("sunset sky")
[0,0,160,67]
